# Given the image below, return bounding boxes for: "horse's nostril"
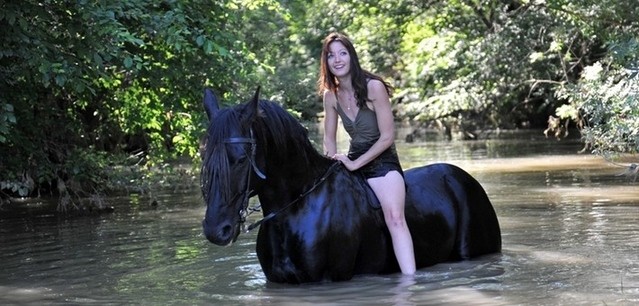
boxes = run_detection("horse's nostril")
[203,219,235,245]
[220,224,232,239]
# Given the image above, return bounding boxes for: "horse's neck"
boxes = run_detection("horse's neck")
[259,153,332,211]
[269,154,329,187]
[255,116,333,211]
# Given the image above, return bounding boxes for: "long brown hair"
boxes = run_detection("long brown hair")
[316,32,392,108]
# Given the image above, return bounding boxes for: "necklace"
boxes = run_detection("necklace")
[346,93,355,110]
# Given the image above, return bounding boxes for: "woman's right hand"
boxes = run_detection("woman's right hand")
[332,153,359,171]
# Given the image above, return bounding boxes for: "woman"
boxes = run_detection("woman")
[317,32,416,275]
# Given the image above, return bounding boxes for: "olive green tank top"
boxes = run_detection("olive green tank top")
[335,98,380,144]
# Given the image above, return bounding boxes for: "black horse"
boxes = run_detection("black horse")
[201,88,501,283]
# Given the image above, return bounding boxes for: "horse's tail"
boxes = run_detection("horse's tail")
[443,164,502,259]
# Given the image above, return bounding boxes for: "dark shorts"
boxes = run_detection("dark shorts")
[348,141,404,179]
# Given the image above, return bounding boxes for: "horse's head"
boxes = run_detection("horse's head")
[201,87,266,245]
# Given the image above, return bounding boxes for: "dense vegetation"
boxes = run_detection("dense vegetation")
[1,0,637,209]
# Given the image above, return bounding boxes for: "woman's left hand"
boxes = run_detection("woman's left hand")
[332,153,358,171]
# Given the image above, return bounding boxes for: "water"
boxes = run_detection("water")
[1,130,639,305]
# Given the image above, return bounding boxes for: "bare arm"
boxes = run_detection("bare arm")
[335,80,395,171]
[323,91,338,156]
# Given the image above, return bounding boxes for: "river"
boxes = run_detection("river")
[1,129,638,305]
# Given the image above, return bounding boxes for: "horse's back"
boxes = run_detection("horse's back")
[404,163,501,265]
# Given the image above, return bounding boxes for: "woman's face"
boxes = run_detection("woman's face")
[327,41,351,78]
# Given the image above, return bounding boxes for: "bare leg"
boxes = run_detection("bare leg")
[368,171,416,275]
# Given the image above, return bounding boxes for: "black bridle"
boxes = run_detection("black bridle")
[223,128,340,233]
[223,129,266,226]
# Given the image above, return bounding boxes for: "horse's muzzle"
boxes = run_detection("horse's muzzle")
[202,218,238,246]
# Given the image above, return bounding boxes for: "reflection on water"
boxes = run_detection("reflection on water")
[1,131,639,305]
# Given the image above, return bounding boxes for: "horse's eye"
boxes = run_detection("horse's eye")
[231,156,248,165]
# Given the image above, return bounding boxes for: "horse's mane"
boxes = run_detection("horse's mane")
[253,100,325,166]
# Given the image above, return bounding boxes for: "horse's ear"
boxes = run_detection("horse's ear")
[203,88,219,121]
[246,86,264,120]
[250,86,260,108]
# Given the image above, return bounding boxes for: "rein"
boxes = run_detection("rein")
[223,129,340,233]
[245,161,341,232]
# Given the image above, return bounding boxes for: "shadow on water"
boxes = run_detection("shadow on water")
[1,129,639,305]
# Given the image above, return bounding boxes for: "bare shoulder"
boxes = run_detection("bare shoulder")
[367,79,390,103]
[322,90,337,108]
[367,79,386,91]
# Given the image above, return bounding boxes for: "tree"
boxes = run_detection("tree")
[0,0,288,208]
[545,0,639,157]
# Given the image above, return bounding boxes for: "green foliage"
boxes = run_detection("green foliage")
[391,1,577,133]
[555,59,639,155]
[0,0,289,208]
[547,0,639,155]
